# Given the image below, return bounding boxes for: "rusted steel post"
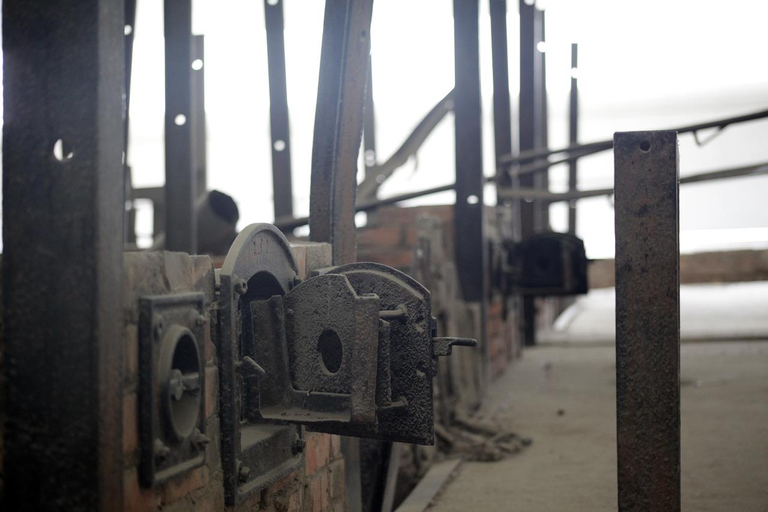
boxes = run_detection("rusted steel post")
[614,131,680,512]
[2,0,125,509]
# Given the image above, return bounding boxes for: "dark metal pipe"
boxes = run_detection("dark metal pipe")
[568,43,579,234]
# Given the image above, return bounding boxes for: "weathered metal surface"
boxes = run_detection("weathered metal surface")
[568,43,579,234]
[1,0,125,509]
[309,0,373,264]
[248,262,475,445]
[363,56,377,180]
[138,293,207,486]
[164,0,197,252]
[614,131,680,512]
[218,224,303,505]
[264,0,294,220]
[453,0,487,306]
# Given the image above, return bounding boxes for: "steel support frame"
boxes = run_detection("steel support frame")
[164,0,197,252]
[265,0,294,220]
[2,0,125,509]
[614,131,680,512]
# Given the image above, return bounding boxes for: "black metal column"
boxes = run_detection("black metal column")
[265,0,294,221]
[2,0,125,509]
[614,131,680,512]
[490,0,513,199]
[453,0,487,304]
[567,43,579,234]
[164,0,196,252]
[308,0,373,265]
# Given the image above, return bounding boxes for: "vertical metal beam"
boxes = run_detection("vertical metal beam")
[308,0,373,265]
[519,0,542,346]
[453,0,486,304]
[124,0,137,244]
[191,34,207,197]
[614,131,680,512]
[2,0,125,509]
[164,0,196,252]
[264,0,294,220]
[308,2,373,509]
[567,43,579,234]
[490,0,513,199]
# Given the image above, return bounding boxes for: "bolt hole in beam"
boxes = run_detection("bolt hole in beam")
[639,140,651,152]
[52,139,74,162]
[466,194,479,205]
[124,24,133,35]
[318,329,343,374]
[266,0,279,5]
[174,114,187,126]
[273,139,286,152]
[191,58,203,71]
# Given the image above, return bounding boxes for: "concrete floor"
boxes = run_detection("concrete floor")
[430,339,768,510]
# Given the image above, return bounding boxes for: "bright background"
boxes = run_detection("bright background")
[14,0,768,258]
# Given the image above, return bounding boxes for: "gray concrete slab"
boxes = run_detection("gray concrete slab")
[429,342,768,511]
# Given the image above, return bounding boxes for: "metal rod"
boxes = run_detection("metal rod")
[364,54,377,178]
[277,159,768,232]
[568,43,579,234]
[2,0,125,508]
[309,0,373,265]
[164,0,197,252]
[614,131,680,512]
[535,8,549,230]
[265,0,294,219]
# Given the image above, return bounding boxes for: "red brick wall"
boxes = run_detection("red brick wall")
[122,247,346,512]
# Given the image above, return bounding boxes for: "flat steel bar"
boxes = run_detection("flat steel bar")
[614,131,680,512]
[191,34,207,196]
[2,0,125,509]
[264,0,294,219]
[519,0,541,346]
[490,0,513,198]
[164,0,197,252]
[309,0,373,265]
[364,55,377,177]
[568,43,578,234]
[453,0,487,303]
[534,8,548,230]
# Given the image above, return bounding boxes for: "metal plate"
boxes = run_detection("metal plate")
[139,293,206,487]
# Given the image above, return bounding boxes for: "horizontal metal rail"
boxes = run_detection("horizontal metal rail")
[275,160,768,231]
[497,106,768,169]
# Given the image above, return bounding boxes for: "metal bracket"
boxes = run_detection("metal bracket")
[138,292,207,487]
